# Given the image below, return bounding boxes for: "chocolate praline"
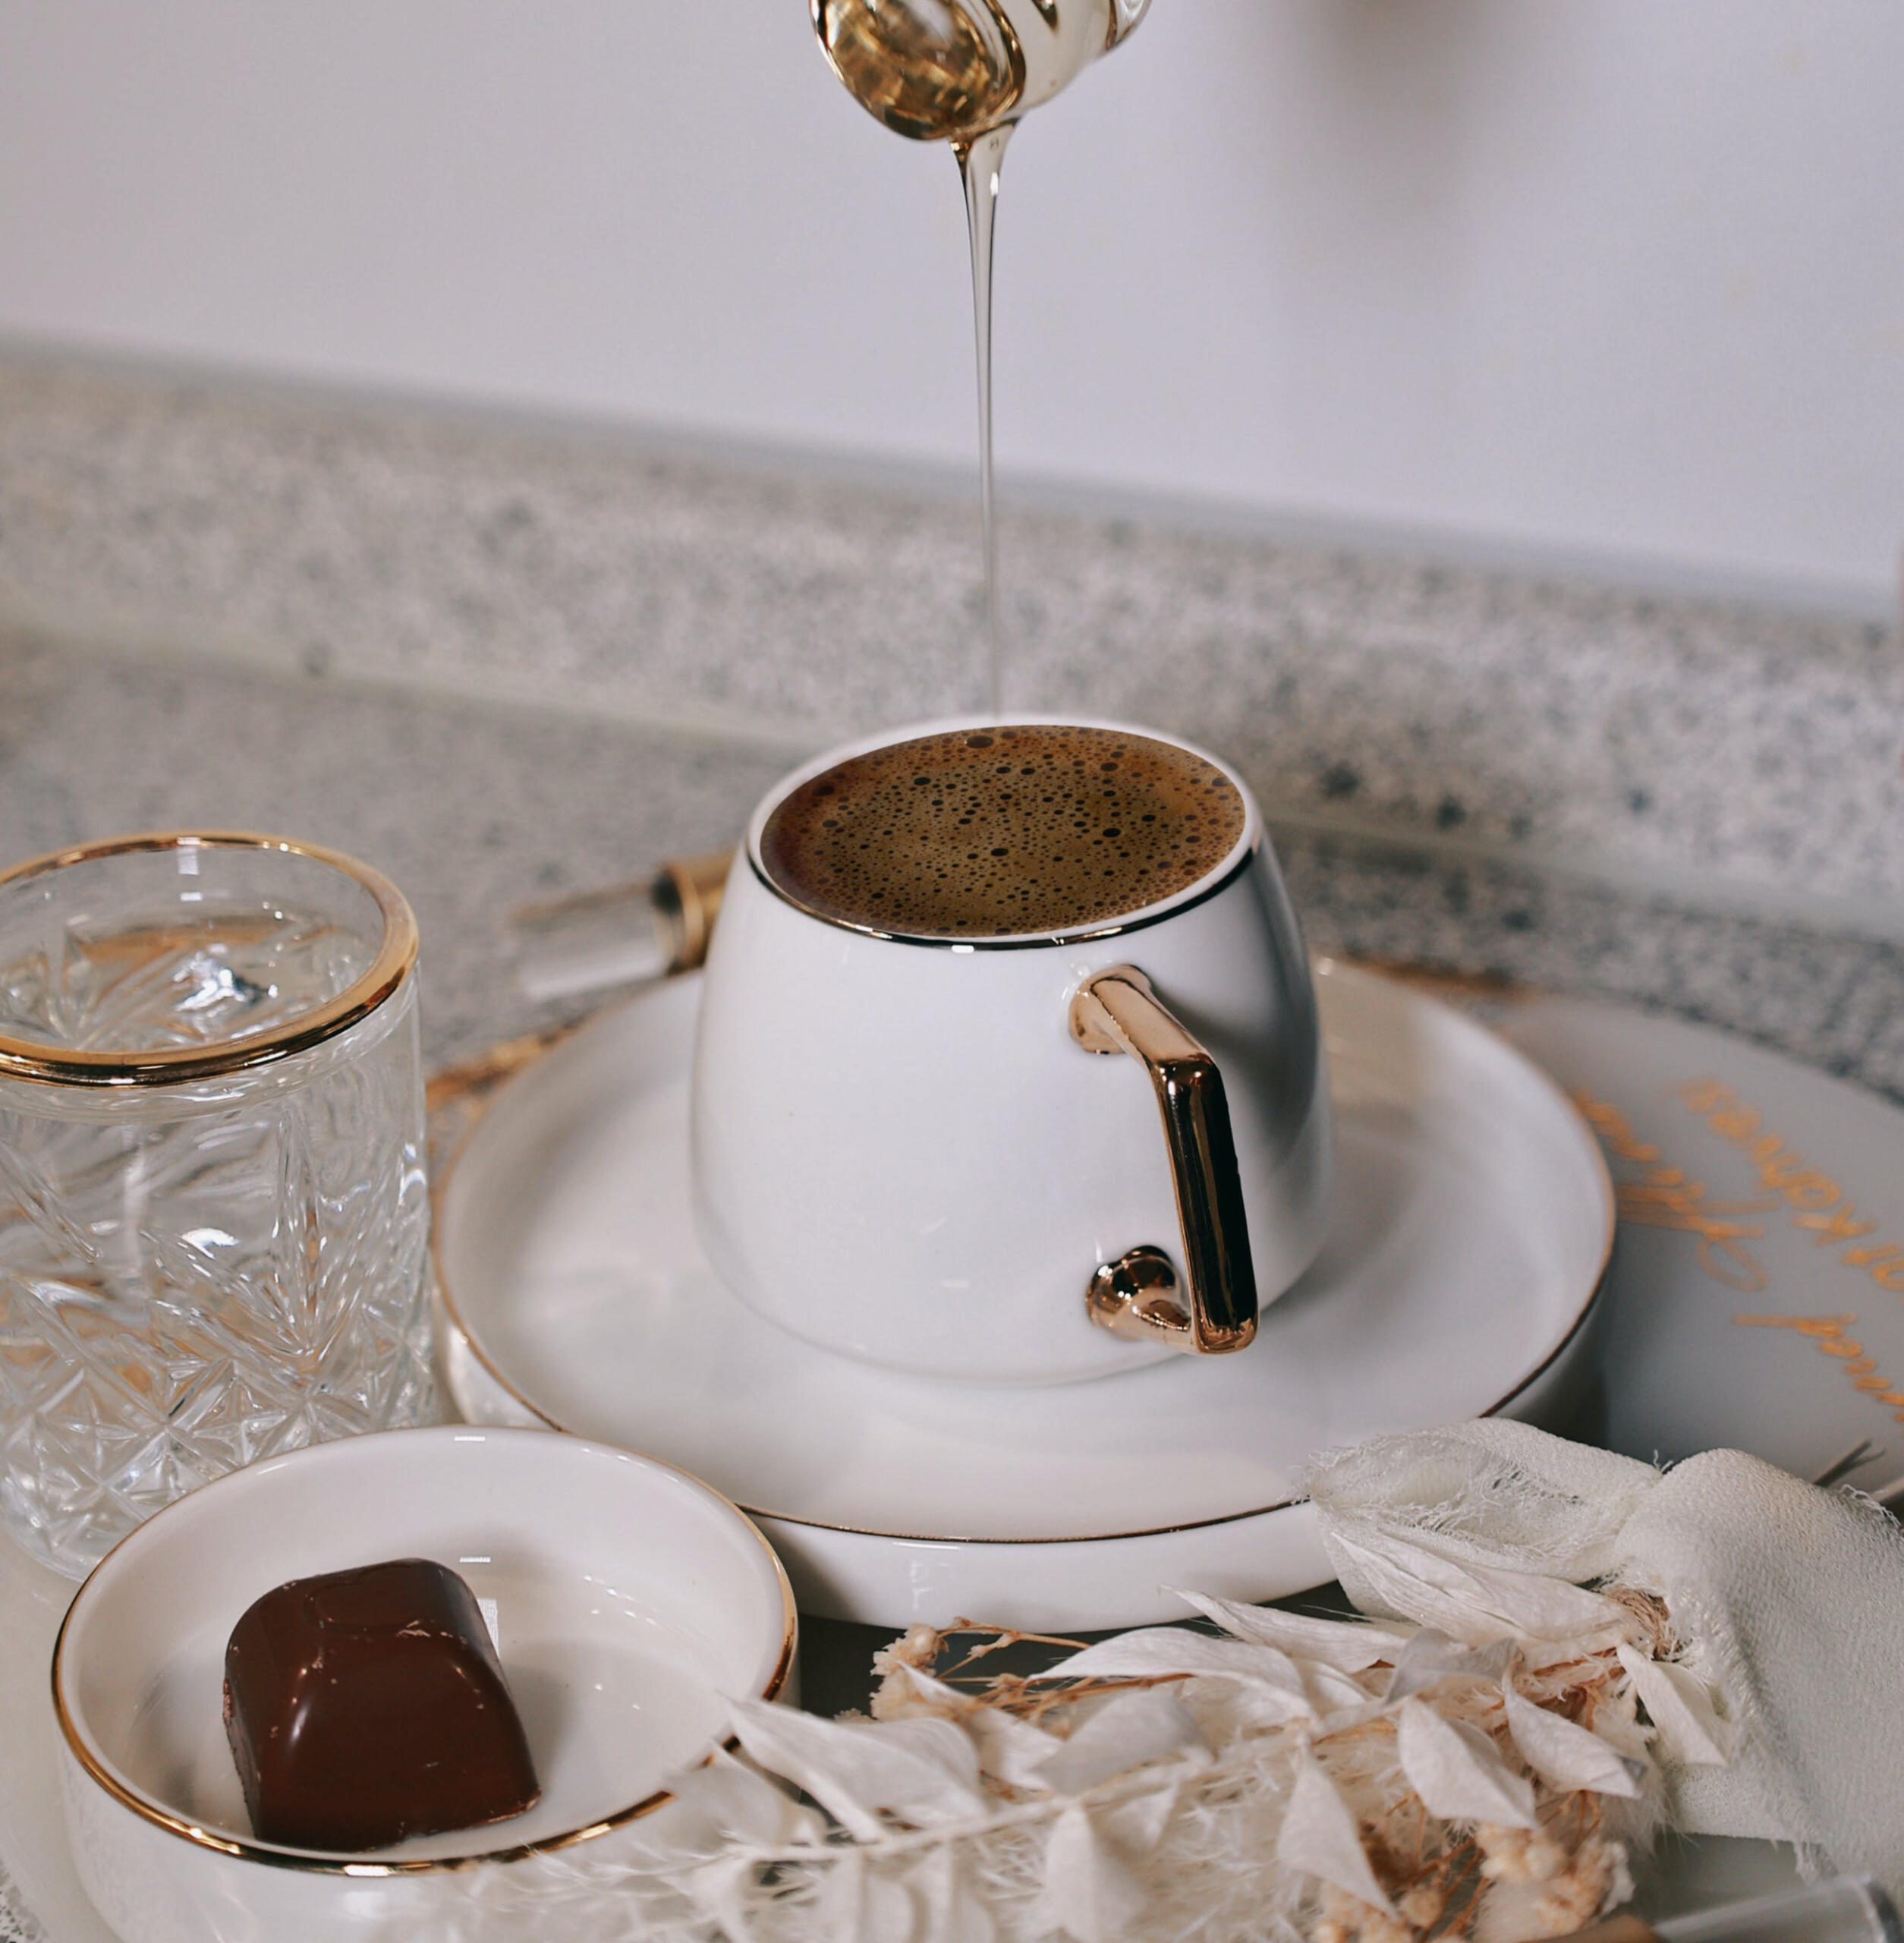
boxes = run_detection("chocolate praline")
[222,1556,541,1851]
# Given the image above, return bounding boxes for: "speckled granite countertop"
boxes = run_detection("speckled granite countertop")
[5,349,1902,940]
[5,625,1899,1105]
[2,343,1900,1102]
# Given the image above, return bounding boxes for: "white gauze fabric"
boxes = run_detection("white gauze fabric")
[1305,1419,1904,1892]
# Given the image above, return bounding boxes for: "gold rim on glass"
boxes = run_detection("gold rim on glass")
[49,1434,799,1876]
[0,832,419,1088]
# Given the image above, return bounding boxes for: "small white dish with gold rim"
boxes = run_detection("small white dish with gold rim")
[436,960,1614,1631]
[52,1425,795,1943]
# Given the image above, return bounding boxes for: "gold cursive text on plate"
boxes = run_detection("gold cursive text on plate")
[1734,1312,1904,1425]
[1572,1092,1772,1293]
[1576,1075,1904,1437]
[1674,1079,1904,1295]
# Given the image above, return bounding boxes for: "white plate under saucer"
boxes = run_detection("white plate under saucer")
[436,959,1613,1630]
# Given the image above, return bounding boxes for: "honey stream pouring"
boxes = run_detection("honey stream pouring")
[810,0,1153,716]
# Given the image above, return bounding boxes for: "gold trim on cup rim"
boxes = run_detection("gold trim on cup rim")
[0,832,419,1088]
[48,1431,800,1876]
[746,840,1260,951]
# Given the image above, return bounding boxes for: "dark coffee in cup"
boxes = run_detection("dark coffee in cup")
[758,723,1247,938]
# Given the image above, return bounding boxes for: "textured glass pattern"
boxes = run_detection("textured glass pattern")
[0,905,375,1054]
[0,883,429,1578]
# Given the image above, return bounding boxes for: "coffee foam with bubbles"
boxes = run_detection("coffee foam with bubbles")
[758,725,1248,938]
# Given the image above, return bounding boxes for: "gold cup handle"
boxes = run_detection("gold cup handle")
[1069,965,1259,1356]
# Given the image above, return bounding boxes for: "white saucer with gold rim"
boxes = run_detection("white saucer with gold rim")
[52,1426,795,1943]
[436,959,1613,1631]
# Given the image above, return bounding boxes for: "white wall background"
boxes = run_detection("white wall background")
[2,1,1901,609]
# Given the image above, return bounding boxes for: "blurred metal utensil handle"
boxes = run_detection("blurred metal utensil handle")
[511,849,732,1005]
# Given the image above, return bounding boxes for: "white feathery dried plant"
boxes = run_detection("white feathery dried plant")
[436,1536,1729,1943]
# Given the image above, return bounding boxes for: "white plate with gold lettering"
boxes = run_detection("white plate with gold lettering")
[435,959,1614,1630]
[1480,990,1904,1501]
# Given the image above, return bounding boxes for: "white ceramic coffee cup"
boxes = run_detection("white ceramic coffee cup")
[691,716,1332,1384]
